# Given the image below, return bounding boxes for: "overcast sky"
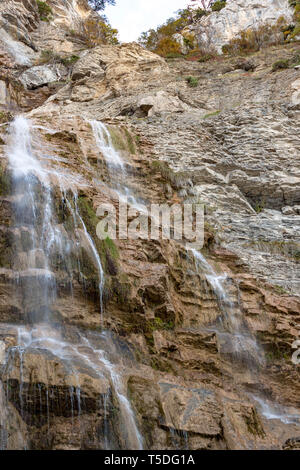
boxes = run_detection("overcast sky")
[105,0,189,43]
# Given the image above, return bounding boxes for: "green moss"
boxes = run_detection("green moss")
[150,317,175,331]
[108,126,127,152]
[103,236,119,260]
[0,166,12,196]
[77,196,98,232]
[36,0,52,22]
[124,129,136,155]
[211,1,227,12]
[203,110,221,119]
[77,196,119,276]
[61,55,80,66]
[272,59,290,71]
[186,76,199,87]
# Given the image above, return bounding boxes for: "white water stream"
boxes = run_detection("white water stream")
[0,29,33,66]
[0,116,143,449]
[191,248,300,426]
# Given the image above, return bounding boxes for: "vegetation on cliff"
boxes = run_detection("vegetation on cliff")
[138,8,196,57]
[88,0,115,11]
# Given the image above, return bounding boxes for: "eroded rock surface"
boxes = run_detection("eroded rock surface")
[193,0,294,53]
[0,0,299,451]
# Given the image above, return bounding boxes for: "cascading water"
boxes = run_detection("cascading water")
[90,120,146,212]
[73,195,105,318]
[0,29,33,66]
[7,116,58,324]
[191,249,300,427]
[191,248,264,368]
[0,116,143,450]
[90,120,125,171]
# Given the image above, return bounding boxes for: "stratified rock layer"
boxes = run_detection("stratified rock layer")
[0,0,299,451]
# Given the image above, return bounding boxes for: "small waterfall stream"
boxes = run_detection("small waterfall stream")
[0,29,33,66]
[191,249,300,426]
[0,116,143,450]
[191,249,264,368]
[73,195,105,318]
[90,120,146,212]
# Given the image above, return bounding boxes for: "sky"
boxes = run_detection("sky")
[105,0,189,43]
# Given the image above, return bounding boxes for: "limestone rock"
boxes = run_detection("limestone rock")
[70,43,170,102]
[194,0,294,53]
[0,0,299,452]
[136,91,190,117]
[172,34,189,55]
[19,64,68,89]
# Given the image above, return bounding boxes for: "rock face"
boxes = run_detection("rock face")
[20,64,68,89]
[194,0,294,53]
[0,0,299,452]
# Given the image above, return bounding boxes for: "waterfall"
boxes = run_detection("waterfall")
[90,120,146,212]
[7,116,58,324]
[191,249,264,368]
[0,116,143,450]
[74,195,105,318]
[0,29,33,66]
[191,249,300,426]
[90,120,125,170]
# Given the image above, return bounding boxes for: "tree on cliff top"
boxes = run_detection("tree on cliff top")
[88,0,116,12]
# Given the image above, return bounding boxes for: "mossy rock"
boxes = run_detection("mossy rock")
[0,166,12,196]
[0,228,13,268]
[0,111,13,125]
[108,126,137,155]
[104,275,131,307]
[77,196,119,276]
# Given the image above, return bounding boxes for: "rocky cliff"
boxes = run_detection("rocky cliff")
[0,0,299,450]
[193,0,294,53]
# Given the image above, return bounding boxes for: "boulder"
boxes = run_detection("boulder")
[19,64,67,89]
[136,91,190,117]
